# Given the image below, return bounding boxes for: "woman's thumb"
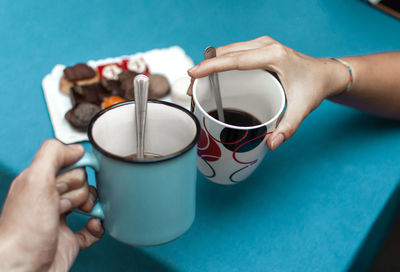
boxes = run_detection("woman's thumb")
[267,101,309,150]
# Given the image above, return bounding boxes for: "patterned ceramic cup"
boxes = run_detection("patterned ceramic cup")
[192,69,285,185]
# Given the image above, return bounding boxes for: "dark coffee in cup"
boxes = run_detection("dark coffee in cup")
[207,108,262,127]
[207,108,266,152]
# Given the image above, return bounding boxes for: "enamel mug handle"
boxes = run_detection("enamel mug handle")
[58,152,104,219]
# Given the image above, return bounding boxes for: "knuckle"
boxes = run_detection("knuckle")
[69,187,89,208]
[225,53,240,69]
[42,139,61,150]
[270,43,287,58]
[76,232,90,249]
[260,46,272,56]
[25,171,40,185]
[58,168,87,190]
[11,169,31,189]
[17,168,30,180]
[44,139,66,166]
[73,168,87,185]
[196,60,211,74]
[78,187,89,201]
[41,139,64,159]
[25,170,53,189]
[283,123,296,138]
[257,35,273,44]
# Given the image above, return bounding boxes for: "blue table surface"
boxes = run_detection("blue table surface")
[1,0,400,271]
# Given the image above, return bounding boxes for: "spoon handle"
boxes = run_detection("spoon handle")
[204,46,225,122]
[134,75,149,159]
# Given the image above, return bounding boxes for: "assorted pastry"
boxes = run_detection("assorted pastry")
[60,57,170,131]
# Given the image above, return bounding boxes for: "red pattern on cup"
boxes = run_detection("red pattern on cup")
[197,129,221,162]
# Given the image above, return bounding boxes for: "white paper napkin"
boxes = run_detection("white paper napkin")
[42,46,194,144]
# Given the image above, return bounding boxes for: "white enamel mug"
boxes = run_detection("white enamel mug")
[60,101,201,246]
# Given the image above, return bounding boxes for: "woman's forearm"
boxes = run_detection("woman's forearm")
[328,52,400,119]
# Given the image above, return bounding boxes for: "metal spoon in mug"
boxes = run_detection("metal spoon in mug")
[134,75,149,159]
[204,46,225,122]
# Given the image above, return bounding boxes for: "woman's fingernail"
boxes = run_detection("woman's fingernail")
[271,133,285,150]
[56,183,68,194]
[60,198,72,214]
[188,65,199,74]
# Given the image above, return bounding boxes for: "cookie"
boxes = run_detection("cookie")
[64,63,96,81]
[149,74,170,99]
[59,75,75,95]
[65,103,101,131]
[59,63,99,95]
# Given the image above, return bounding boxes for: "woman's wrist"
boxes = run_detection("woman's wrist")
[319,57,351,98]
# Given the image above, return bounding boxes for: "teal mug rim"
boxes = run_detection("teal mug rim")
[87,100,201,164]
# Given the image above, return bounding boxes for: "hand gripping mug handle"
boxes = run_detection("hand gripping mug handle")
[58,152,104,219]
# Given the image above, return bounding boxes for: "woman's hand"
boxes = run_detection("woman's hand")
[0,139,103,272]
[188,36,349,150]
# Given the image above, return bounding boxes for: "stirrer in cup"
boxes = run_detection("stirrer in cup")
[134,75,149,159]
[204,46,225,122]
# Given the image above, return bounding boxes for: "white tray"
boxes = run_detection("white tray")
[42,46,194,144]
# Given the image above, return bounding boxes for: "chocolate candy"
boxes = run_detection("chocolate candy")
[61,58,170,131]
[64,63,96,81]
[100,78,122,93]
[71,83,108,106]
[65,103,100,131]
[149,74,170,99]
[119,71,138,100]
